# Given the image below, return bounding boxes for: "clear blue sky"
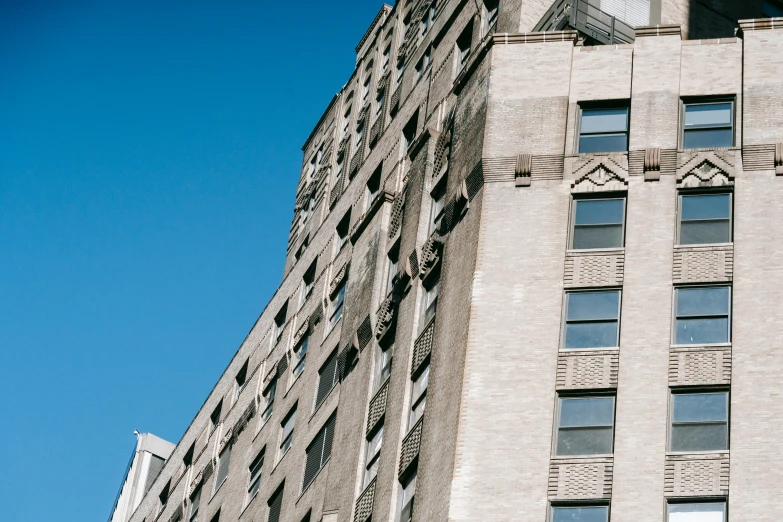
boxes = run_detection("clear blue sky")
[0,1,385,520]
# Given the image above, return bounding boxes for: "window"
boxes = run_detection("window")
[341,104,352,140]
[362,61,374,102]
[208,511,220,522]
[209,401,223,435]
[397,470,417,522]
[189,485,201,522]
[414,47,431,82]
[374,343,393,391]
[668,502,726,522]
[334,157,345,188]
[386,245,399,296]
[374,89,385,122]
[280,406,297,457]
[382,44,391,72]
[299,260,317,308]
[673,286,731,345]
[562,290,621,349]
[306,147,322,183]
[215,441,232,490]
[420,280,440,330]
[570,197,625,250]
[300,511,311,522]
[261,377,277,423]
[396,59,406,87]
[555,396,615,456]
[315,350,340,409]
[329,281,346,326]
[418,5,435,42]
[670,391,729,452]
[682,101,734,149]
[355,120,365,148]
[302,413,336,490]
[273,303,287,343]
[678,193,731,245]
[294,234,309,261]
[578,106,629,153]
[763,0,783,17]
[334,210,351,258]
[293,333,308,378]
[158,480,171,514]
[403,110,419,148]
[551,505,609,522]
[247,449,264,501]
[455,22,473,76]
[183,442,195,470]
[267,484,284,522]
[409,364,429,428]
[429,180,446,234]
[365,164,382,212]
[234,360,248,403]
[482,0,499,36]
[364,424,384,487]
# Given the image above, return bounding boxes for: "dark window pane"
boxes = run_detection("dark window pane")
[671,424,728,452]
[556,426,613,455]
[567,291,620,320]
[560,397,615,427]
[581,108,628,133]
[680,220,731,245]
[677,287,730,316]
[684,103,732,127]
[573,225,624,249]
[552,506,609,522]
[683,128,733,149]
[675,317,729,344]
[565,322,619,348]
[575,199,625,225]
[673,393,728,422]
[579,133,628,153]
[681,194,730,220]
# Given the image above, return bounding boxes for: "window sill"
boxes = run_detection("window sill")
[669,342,731,349]
[565,247,625,254]
[238,492,258,520]
[665,450,730,457]
[284,371,303,399]
[674,242,733,248]
[309,384,338,423]
[252,414,272,443]
[559,346,620,352]
[271,447,291,476]
[550,453,614,460]
[209,478,228,505]
[677,146,739,153]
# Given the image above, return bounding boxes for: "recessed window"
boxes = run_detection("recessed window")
[455,22,473,76]
[302,413,336,490]
[386,244,399,296]
[188,485,201,522]
[420,279,440,330]
[280,406,297,457]
[362,61,374,102]
[570,198,625,250]
[551,505,609,522]
[429,180,446,234]
[668,501,726,522]
[214,440,232,490]
[555,396,615,456]
[341,104,352,140]
[678,193,731,245]
[158,480,171,514]
[183,442,195,470]
[482,0,499,36]
[267,484,284,522]
[673,286,731,345]
[234,360,248,403]
[397,469,417,522]
[409,364,430,428]
[414,47,431,82]
[374,343,394,392]
[261,377,277,423]
[382,44,391,72]
[365,163,382,212]
[682,101,734,149]
[374,89,385,123]
[329,281,346,326]
[355,120,365,148]
[562,290,621,349]
[670,391,729,452]
[299,260,317,308]
[292,333,308,378]
[315,350,340,409]
[364,424,384,487]
[273,302,288,342]
[209,400,223,435]
[247,448,264,502]
[396,59,406,88]
[578,106,629,154]
[403,110,419,148]
[334,210,351,257]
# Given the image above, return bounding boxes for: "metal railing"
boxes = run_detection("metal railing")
[534,0,635,44]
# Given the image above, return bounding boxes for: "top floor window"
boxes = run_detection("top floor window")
[455,22,473,76]
[233,360,248,403]
[668,502,726,522]
[551,506,609,522]
[382,44,391,72]
[571,197,625,250]
[341,104,352,139]
[678,193,732,245]
[578,106,629,154]
[362,61,374,102]
[419,5,436,42]
[273,302,287,342]
[682,101,734,149]
[482,0,499,36]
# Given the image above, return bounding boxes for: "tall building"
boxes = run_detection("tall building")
[109,432,175,522]
[125,1,783,521]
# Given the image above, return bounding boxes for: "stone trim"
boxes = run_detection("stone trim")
[388,191,406,241]
[629,148,677,177]
[399,417,424,478]
[329,263,350,298]
[571,154,629,193]
[492,31,579,45]
[634,24,683,37]
[419,233,444,284]
[353,477,377,522]
[564,250,625,287]
[676,150,736,188]
[556,350,620,389]
[664,453,730,497]
[366,379,389,437]
[375,295,397,343]
[482,155,565,183]
[292,319,310,348]
[672,244,734,283]
[548,456,613,500]
[737,17,783,34]
[669,345,731,386]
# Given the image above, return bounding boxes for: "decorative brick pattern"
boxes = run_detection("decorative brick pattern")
[548,457,614,500]
[366,379,389,436]
[481,155,565,182]
[742,143,776,171]
[673,245,734,283]
[676,150,736,188]
[375,295,396,342]
[411,318,435,378]
[399,417,424,478]
[669,346,731,386]
[389,84,401,114]
[329,263,349,297]
[564,250,625,287]
[329,175,344,208]
[353,477,376,522]
[629,148,677,177]
[556,350,619,389]
[233,399,257,436]
[419,234,443,280]
[388,191,406,241]
[356,315,373,352]
[664,453,730,497]
[571,154,629,193]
